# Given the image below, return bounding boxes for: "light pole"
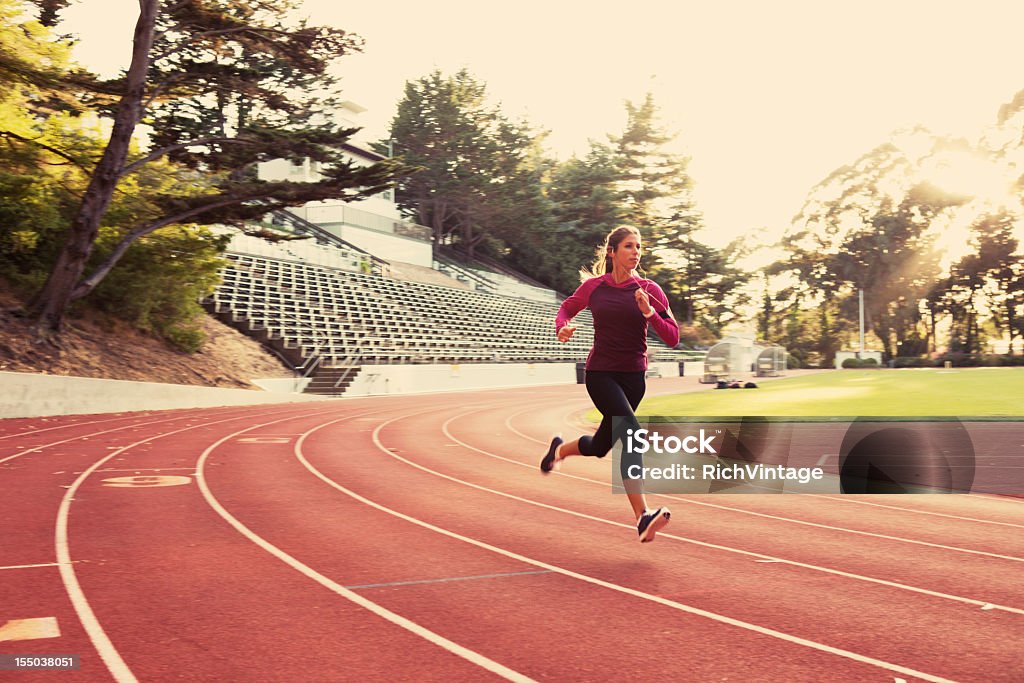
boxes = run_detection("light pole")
[858,288,865,357]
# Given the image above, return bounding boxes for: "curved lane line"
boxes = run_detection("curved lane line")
[440,411,1024,614]
[1,415,193,465]
[195,409,535,683]
[55,404,340,683]
[292,411,961,683]
[461,410,1024,563]
[0,413,149,441]
[807,495,1024,529]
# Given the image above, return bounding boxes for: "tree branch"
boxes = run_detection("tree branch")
[149,25,291,63]
[71,195,251,301]
[0,130,93,173]
[68,172,391,301]
[140,72,189,112]
[119,136,258,176]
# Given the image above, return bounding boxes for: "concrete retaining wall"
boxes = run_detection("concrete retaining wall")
[2,359,699,417]
[346,362,578,397]
[0,371,327,419]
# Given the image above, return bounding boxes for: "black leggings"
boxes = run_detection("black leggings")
[579,371,646,478]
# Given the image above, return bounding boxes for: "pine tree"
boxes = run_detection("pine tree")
[609,92,748,331]
[387,69,541,260]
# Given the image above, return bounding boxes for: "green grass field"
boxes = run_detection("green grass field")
[618,368,1024,419]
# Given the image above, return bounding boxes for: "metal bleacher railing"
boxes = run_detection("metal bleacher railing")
[432,248,559,305]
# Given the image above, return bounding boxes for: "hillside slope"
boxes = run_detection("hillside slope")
[0,287,292,389]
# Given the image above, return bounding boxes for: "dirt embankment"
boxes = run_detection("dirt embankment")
[0,288,293,389]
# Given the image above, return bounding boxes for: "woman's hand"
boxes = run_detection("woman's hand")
[635,288,654,317]
[557,325,577,343]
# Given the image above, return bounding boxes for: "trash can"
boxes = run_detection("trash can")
[576,362,586,384]
[678,361,686,377]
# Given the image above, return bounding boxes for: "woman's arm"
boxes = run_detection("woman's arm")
[642,281,680,348]
[555,277,600,333]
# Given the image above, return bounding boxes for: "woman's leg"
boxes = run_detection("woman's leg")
[564,372,651,516]
[541,371,621,471]
[541,371,669,540]
[614,372,651,520]
[554,371,645,460]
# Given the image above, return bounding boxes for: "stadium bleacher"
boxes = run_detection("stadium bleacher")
[204,239,693,395]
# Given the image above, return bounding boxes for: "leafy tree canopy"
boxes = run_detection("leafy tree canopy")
[1,0,410,334]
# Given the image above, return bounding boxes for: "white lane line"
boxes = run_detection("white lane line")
[1,415,191,466]
[345,570,553,590]
[0,403,278,466]
[296,414,960,683]
[0,562,60,570]
[0,414,146,441]
[979,494,1024,505]
[432,413,1024,614]
[195,411,534,683]
[54,404,339,683]
[658,494,1024,564]
[472,412,1024,563]
[503,402,587,445]
[807,495,1024,529]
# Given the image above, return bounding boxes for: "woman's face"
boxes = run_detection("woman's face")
[610,233,642,272]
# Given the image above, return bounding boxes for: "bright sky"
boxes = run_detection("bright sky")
[63,1,1024,248]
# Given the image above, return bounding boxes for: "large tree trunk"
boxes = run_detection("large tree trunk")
[426,198,444,257]
[27,0,158,334]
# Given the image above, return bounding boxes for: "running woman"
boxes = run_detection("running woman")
[540,225,680,542]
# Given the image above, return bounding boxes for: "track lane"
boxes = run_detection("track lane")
[296,406,977,682]
[4,378,1019,683]
[62,402,534,681]
[0,411,158,440]
[0,404,332,567]
[199,406,862,681]
[327,397,1024,679]
[2,403,354,681]
[430,405,1024,614]
[487,401,1024,598]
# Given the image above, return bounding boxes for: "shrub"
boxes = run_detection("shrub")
[936,352,981,367]
[988,354,1024,367]
[164,324,205,353]
[893,356,934,368]
[842,357,881,369]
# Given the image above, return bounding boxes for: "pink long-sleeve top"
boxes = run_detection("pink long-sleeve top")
[556,274,680,372]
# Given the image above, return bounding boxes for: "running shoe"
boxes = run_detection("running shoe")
[540,436,563,474]
[637,507,671,543]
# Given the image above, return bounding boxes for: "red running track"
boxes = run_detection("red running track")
[1,379,1022,681]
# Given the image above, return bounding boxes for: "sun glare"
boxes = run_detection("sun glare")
[916,149,1017,207]
[929,211,976,268]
